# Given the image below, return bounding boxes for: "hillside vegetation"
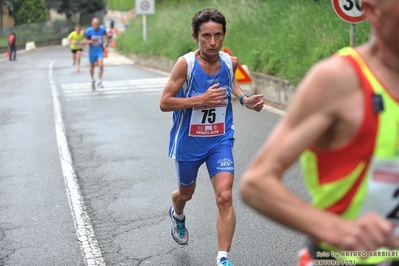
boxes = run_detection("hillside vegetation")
[115,0,371,84]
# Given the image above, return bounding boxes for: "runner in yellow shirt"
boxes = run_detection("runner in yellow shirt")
[68,25,85,72]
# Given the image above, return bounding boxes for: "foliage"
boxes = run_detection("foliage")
[80,0,105,14]
[0,0,11,12]
[104,0,206,11]
[105,0,134,11]
[0,0,15,16]
[54,0,80,18]
[12,0,47,25]
[0,19,70,47]
[45,0,105,18]
[116,0,371,84]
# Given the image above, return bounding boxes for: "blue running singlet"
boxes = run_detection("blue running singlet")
[168,51,235,161]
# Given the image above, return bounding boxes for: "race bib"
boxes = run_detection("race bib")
[189,100,227,137]
[91,36,101,46]
[359,158,399,233]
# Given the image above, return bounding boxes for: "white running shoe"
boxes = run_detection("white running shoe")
[217,257,234,266]
[168,206,188,245]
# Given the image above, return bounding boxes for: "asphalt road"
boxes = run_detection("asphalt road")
[0,45,311,266]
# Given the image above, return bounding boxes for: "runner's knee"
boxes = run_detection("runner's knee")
[216,189,232,208]
[179,193,193,202]
[177,184,196,201]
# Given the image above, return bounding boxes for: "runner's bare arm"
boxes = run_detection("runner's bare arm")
[240,56,397,251]
[230,56,264,112]
[160,57,226,112]
[103,32,109,46]
[83,37,91,45]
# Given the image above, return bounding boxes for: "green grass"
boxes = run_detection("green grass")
[106,0,135,11]
[0,38,8,47]
[116,0,371,84]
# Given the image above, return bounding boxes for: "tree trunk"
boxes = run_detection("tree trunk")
[66,14,73,28]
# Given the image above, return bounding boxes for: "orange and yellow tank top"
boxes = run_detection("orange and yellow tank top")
[300,47,399,264]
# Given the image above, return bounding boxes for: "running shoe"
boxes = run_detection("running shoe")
[97,81,104,88]
[91,81,95,91]
[168,206,188,245]
[217,257,234,266]
[76,66,80,72]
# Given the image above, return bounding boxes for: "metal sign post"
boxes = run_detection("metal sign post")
[350,23,356,47]
[332,0,366,46]
[135,0,155,42]
[142,15,147,42]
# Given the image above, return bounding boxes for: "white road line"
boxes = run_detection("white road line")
[61,77,168,100]
[65,91,162,101]
[61,77,169,89]
[49,61,106,266]
[63,86,163,96]
[63,84,164,93]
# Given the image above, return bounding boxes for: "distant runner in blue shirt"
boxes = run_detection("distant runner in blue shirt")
[85,17,107,90]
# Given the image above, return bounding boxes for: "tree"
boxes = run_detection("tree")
[80,0,105,14]
[46,0,80,27]
[46,0,105,26]
[0,0,11,29]
[12,0,47,25]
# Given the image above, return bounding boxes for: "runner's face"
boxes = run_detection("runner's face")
[377,0,399,55]
[194,21,225,57]
[92,19,100,30]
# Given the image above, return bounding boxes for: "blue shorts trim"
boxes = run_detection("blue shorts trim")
[174,144,234,187]
[89,51,104,64]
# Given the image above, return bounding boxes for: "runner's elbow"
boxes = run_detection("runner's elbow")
[160,96,176,112]
[159,101,171,112]
[239,172,259,203]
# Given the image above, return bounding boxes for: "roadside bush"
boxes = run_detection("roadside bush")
[116,0,371,84]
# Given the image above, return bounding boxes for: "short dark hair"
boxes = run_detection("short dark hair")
[191,8,226,37]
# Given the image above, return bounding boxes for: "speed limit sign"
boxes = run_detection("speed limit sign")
[135,0,155,15]
[332,0,366,23]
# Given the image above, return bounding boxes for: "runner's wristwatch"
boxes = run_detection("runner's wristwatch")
[239,94,248,106]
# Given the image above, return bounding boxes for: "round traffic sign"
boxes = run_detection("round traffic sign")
[332,0,366,24]
[140,0,150,11]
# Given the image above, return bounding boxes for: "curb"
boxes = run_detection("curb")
[128,53,292,110]
[1,40,291,112]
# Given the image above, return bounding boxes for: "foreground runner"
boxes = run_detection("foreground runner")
[67,24,85,72]
[240,0,399,265]
[84,17,107,90]
[159,8,264,266]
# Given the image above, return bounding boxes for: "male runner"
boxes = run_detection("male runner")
[240,0,399,265]
[85,17,107,90]
[160,8,264,266]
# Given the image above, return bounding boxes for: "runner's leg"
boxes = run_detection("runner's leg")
[207,144,236,253]
[172,160,201,215]
[72,50,76,65]
[98,57,104,80]
[211,172,236,252]
[90,63,95,81]
[172,183,196,215]
[76,50,81,71]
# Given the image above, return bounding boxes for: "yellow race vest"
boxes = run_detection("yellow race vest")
[300,47,399,264]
